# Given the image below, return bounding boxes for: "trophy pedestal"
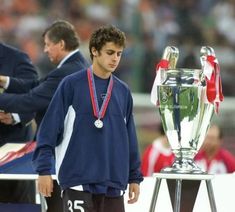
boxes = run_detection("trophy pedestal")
[161,157,205,174]
[149,173,217,212]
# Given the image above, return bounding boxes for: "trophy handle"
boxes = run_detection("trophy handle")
[199,46,216,86]
[200,46,215,58]
[162,46,179,69]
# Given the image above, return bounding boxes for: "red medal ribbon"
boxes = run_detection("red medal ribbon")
[87,67,113,120]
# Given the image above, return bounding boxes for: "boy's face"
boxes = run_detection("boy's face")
[92,42,123,76]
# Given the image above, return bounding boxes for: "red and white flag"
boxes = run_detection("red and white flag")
[202,55,224,113]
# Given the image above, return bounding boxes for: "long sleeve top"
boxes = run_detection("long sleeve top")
[32,69,143,192]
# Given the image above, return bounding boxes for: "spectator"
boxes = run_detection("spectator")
[0,20,89,212]
[141,123,174,176]
[195,124,235,174]
[0,42,38,204]
[0,20,89,127]
[0,42,38,145]
[32,25,143,212]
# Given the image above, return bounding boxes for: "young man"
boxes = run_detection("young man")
[32,25,143,212]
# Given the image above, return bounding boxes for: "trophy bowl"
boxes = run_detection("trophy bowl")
[157,68,214,174]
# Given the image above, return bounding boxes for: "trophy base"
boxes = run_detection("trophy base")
[161,158,205,174]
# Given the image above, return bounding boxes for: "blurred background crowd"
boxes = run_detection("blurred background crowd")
[1,0,235,94]
[1,0,235,155]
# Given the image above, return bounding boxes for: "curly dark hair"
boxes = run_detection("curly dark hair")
[89,25,126,60]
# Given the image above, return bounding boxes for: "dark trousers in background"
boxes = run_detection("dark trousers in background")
[0,180,35,203]
[0,179,63,211]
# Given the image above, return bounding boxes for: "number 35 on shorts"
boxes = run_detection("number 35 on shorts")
[67,200,85,212]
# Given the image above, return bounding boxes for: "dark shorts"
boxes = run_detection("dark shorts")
[62,189,125,212]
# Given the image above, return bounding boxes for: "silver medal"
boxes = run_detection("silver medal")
[94,119,103,128]
[87,68,113,130]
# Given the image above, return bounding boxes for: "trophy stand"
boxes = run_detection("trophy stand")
[149,173,217,212]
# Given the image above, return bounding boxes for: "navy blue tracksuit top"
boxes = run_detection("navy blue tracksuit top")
[32,69,143,192]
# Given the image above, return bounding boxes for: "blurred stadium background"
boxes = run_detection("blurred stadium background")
[1,0,235,155]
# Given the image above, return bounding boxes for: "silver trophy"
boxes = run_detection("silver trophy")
[154,46,221,174]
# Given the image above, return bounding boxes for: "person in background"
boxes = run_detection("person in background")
[0,20,89,211]
[0,43,38,204]
[0,20,89,126]
[0,43,38,145]
[141,123,174,176]
[195,124,235,174]
[32,25,143,212]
